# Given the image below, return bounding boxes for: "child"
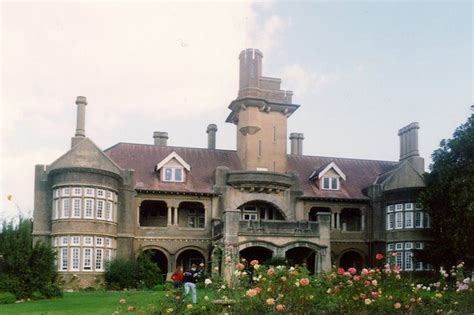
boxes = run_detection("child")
[171,266,184,288]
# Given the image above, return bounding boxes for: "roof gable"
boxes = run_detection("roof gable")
[380,160,425,191]
[48,138,122,176]
[310,161,347,181]
[156,151,191,171]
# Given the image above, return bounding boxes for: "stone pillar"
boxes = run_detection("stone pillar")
[316,212,332,273]
[289,133,299,155]
[336,213,340,230]
[361,214,365,231]
[173,207,178,225]
[167,207,172,226]
[223,209,241,285]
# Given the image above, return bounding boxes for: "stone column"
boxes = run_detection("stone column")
[173,207,178,225]
[336,213,340,230]
[361,214,365,231]
[167,207,172,226]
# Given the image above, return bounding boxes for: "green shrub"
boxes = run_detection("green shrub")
[40,283,63,298]
[105,258,139,290]
[31,291,45,300]
[263,256,290,267]
[137,251,163,289]
[152,282,173,291]
[105,250,164,290]
[0,218,58,299]
[0,292,16,304]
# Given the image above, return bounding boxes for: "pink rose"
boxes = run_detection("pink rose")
[348,267,357,275]
[337,268,345,275]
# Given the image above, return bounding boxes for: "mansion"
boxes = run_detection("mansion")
[32,49,430,287]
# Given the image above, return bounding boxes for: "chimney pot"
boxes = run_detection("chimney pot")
[153,131,169,146]
[75,96,87,105]
[207,124,218,149]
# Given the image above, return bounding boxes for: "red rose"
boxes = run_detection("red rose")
[375,253,384,260]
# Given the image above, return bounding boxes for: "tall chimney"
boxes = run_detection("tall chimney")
[206,124,218,149]
[71,96,87,148]
[398,122,419,161]
[153,131,168,146]
[398,122,424,173]
[297,133,304,155]
[289,133,304,155]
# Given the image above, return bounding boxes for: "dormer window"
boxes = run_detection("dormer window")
[322,176,339,190]
[156,151,190,183]
[309,161,346,191]
[163,167,184,182]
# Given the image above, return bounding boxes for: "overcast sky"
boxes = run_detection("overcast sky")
[1,0,472,221]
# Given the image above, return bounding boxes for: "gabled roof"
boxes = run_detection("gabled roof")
[309,161,347,181]
[156,151,191,171]
[104,142,399,200]
[287,155,398,200]
[104,143,242,194]
[49,138,122,176]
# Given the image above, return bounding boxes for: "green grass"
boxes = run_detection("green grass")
[0,290,165,315]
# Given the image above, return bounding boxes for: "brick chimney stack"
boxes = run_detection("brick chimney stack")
[289,133,304,155]
[153,131,168,146]
[207,124,217,149]
[71,96,87,148]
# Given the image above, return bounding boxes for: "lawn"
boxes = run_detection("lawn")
[0,289,212,315]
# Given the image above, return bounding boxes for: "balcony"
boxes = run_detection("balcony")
[227,171,294,192]
[238,220,319,236]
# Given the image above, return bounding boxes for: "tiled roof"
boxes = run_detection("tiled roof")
[104,143,398,199]
[287,155,398,200]
[104,143,242,194]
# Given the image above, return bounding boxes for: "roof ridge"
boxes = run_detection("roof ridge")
[287,153,398,164]
[104,142,238,153]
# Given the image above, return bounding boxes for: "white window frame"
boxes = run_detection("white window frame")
[71,247,80,271]
[395,204,403,212]
[387,205,394,213]
[85,188,95,197]
[60,247,68,271]
[96,200,104,219]
[386,214,394,230]
[404,242,413,250]
[242,213,257,221]
[54,189,60,198]
[321,176,339,190]
[84,236,93,246]
[405,251,413,271]
[395,252,403,269]
[424,212,431,228]
[96,237,103,247]
[162,166,185,182]
[415,242,423,250]
[105,249,112,262]
[105,201,112,221]
[84,199,94,218]
[405,211,414,229]
[97,189,105,199]
[395,212,403,229]
[106,237,112,248]
[72,236,80,245]
[72,187,82,196]
[83,248,92,271]
[95,248,103,271]
[72,198,82,218]
[62,187,70,197]
[61,198,70,218]
[395,243,403,250]
[405,203,414,211]
[61,236,68,246]
[415,211,423,228]
[387,243,395,251]
[106,191,113,200]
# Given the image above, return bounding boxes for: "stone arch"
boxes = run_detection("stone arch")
[280,241,325,254]
[338,248,365,270]
[140,246,170,277]
[237,240,278,254]
[175,246,208,271]
[229,194,292,220]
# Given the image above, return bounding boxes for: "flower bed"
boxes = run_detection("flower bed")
[114,252,474,314]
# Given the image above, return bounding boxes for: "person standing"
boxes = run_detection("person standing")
[171,266,184,288]
[183,264,201,303]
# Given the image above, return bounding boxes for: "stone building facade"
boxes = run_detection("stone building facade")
[32,49,430,287]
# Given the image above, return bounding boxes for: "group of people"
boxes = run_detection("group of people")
[170,263,204,304]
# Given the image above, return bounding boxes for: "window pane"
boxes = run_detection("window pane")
[165,168,172,181]
[175,168,182,181]
[331,177,338,189]
[405,212,413,228]
[323,177,330,189]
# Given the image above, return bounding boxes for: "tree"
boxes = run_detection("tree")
[418,114,474,269]
[0,218,58,299]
